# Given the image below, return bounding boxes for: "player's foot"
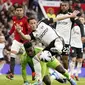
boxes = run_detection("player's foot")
[32,81,43,85]
[32,76,35,81]
[57,78,67,83]
[75,76,79,81]
[71,75,75,79]
[32,72,35,81]
[23,81,31,85]
[6,73,14,80]
[69,78,77,85]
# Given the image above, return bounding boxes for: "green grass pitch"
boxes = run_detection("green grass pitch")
[0,75,85,85]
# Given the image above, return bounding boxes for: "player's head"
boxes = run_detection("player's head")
[15,5,24,18]
[28,16,38,31]
[24,41,35,57]
[60,1,69,12]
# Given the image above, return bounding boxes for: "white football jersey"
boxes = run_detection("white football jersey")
[33,22,58,46]
[71,25,82,48]
[0,43,5,58]
[84,25,85,35]
[56,14,72,44]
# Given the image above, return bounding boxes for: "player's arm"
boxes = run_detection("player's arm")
[5,25,15,40]
[20,53,28,82]
[74,18,84,37]
[53,10,79,22]
[15,24,32,40]
[74,18,85,43]
[42,10,79,24]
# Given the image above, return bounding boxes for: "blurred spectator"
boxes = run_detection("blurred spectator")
[7,6,15,18]
[47,8,56,19]
[22,1,28,15]
[28,0,34,9]
[0,0,4,11]
[80,0,85,3]
[32,0,38,12]
[13,3,19,8]
[3,0,12,11]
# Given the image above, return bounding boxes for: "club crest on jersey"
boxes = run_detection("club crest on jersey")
[20,22,23,25]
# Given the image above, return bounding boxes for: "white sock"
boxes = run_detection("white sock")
[75,62,82,76]
[32,56,42,82]
[69,61,75,75]
[0,63,4,72]
[49,68,66,80]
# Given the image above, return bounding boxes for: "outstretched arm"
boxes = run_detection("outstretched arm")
[41,10,80,25]
[53,10,79,22]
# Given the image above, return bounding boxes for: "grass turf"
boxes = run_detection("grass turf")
[0,75,85,85]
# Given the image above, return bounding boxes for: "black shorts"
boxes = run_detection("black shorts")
[43,37,64,56]
[43,39,57,56]
[0,58,4,61]
[62,44,70,56]
[70,47,83,58]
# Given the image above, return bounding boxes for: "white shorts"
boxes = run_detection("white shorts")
[11,40,24,53]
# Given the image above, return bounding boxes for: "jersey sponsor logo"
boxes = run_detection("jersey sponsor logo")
[57,21,68,25]
[39,27,48,39]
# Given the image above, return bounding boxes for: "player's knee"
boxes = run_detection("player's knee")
[10,53,16,58]
[43,75,51,85]
[56,65,65,74]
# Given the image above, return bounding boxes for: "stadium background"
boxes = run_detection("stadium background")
[0,0,85,81]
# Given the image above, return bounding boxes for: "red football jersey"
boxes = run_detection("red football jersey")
[9,16,32,43]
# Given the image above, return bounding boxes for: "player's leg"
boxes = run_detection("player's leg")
[32,56,42,83]
[61,44,69,70]
[20,53,30,85]
[49,68,67,83]
[75,48,83,81]
[47,58,77,85]
[43,75,51,85]
[32,56,50,85]
[69,47,77,79]
[28,58,35,81]
[6,40,22,79]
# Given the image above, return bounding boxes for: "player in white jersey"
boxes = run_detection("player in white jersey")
[0,30,5,74]
[69,16,85,81]
[55,1,84,69]
[15,11,79,85]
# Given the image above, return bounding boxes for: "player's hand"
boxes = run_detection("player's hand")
[70,10,80,18]
[15,24,22,33]
[72,10,80,17]
[81,37,85,43]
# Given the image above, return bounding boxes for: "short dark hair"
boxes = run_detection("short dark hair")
[15,5,23,10]
[27,15,37,22]
[24,41,32,49]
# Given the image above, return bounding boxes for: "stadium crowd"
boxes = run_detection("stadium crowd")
[0,0,85,85]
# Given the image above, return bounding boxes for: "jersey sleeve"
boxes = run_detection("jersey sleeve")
[75,19,84,37]
[9,25,15,35]
[30,32,36,40]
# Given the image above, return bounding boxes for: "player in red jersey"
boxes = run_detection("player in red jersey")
[5,5,32,79]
